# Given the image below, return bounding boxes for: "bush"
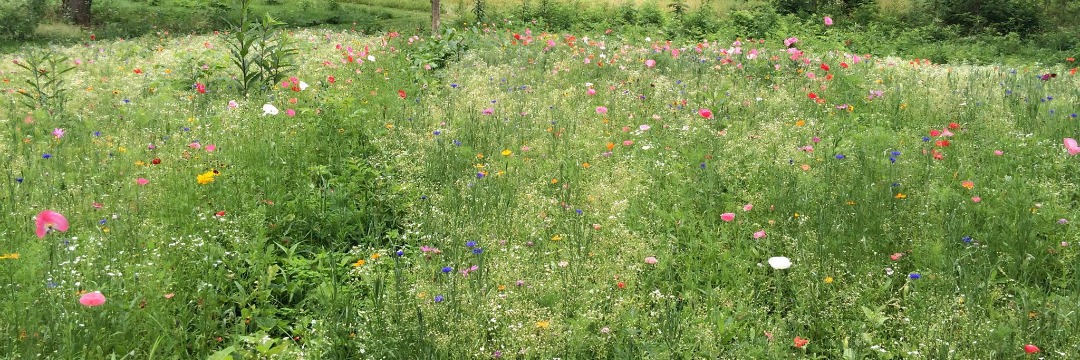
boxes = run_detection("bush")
[730,5,778,39]
[0,0,46,40]
[927,0,1043,37]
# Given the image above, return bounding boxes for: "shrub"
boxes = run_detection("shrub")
[0,0,46,40]
[730,5,778,39]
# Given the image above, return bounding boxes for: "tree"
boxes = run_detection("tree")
[63,0,92,26]
[432,0,440,35]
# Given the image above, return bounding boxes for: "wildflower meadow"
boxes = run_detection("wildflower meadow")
[2,13,1079,360]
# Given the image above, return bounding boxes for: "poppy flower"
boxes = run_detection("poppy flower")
[35,210,69,238]
[1065,138,1080,155]
[699,108,713,119]
[720,213,735,222]
[1024,344,1039,354]
[793,336,809,348]
[823,16,833,26]
[398,89,406,99]
[79,291,106,307]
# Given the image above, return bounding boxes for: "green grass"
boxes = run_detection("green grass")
[1,20,1079,359]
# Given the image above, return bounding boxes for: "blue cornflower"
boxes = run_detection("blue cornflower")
[1071,113,1077,118]
[42,153,52,159]
[450,83,458,88]
[889,156,897,163]
[466,241,477,248]
[909,273,921,279]
[99,219,106,225]
[700,163,706,169]
[890,151,901,156]
[835,154,846,160]
[395,250,404,257]
[476,172,485,179]
[433,130,441,136]
[472,248,483,255]
[441,266,453,273]
[922,136,930,142]
[93,131,101,137]
[962,236,973,243]
[575,209,583,215]
[434,295,444,303]
[453,139,462,146]
[15,177,23,183]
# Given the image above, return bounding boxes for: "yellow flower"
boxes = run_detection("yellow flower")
[551,234,563,241]
[370,253,380,259]
[352,259,365,267]
[824,276,834,284]
[582,162,590,169]
[551,178,558,184]
[197,170,217,185]
[501,149,512,156]
[535,320,550,329]
[795,119,806,127]
[0,253,19,260]
[895,193,907,199]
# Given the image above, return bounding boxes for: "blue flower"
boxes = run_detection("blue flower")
[434,295,444,303]
[962,236,972,243]
[450,83,458,88]
[835,154,845,160]
[476,172,485,179]
[99,219,107,225]
[466,241,477,248]
[453,139,462,146]
[93,131,102,137]
[42,153,52,159]
[433,130,441,136]
[890,151,901,156]
[395,250,404,257]
[700,163,706,169]
[15,177,23,183]
[909,273,921,279]
[472,248,483,255]
[922,136,930,142]
[575,209,583,215]
[441,266,453,273]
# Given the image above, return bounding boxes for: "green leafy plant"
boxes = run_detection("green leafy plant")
[224,0,297,96]
[12,49,76,115]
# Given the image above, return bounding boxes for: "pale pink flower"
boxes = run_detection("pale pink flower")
[645,59,656,68]
[993,150,1004,156]
[644,256,658,265]
[784,37,798,47]
[824,16,833,26]
[227,100,238,109]
[482,108,494,115]
[596,106,608,114]
[35,210,69,239]
[204,144,217,152]
[587,88,596,96]
[753,230,766,239]
[136,178,149,186]
[971,196,981,203]
[743,203,753,211]
[52,128,65,139]
[1065,138,1080,155]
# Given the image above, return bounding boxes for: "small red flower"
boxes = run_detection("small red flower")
[617,281,626,289]
[215,211,226,217]
[820,63,830,72]
[151,158,161,165]
[935,139,950,147]
[327,75,335,84]
[699,108,713,119]
[133,68,142,74]
[398,90,407,99]
[839,62,849,69]
[1024,344,1040,354]
[808,92,818,100]
[947,122,960,130]
[793,336,809,348]
[929,129,941,137]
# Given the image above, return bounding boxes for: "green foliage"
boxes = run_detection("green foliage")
[11,49,75,115]
[0,0,47,40]
[731,5,779,39]
[922,0,1044,37]
[408,27,470,72]
[224,0,297,95]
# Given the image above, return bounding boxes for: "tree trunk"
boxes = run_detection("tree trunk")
[64,0,92,26]
[431,0,441,36]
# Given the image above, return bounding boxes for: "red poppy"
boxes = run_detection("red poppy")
[808,92,817,100]
[151,158,161,165]
[215,211,226,217]
[820,63,830,72]
[948,122,960,130]
[929,129,941,137]
[793,336,809,348]
[840,62,849,69]
[398,90,406,99]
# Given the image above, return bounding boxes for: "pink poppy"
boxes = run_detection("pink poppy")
[79,291,106,307]
[645,59,656,68]
[35,210,69,238]
[136,178,149,186]
[753,230,766,239]
[720,213,735,222]
[596,106,608,114]
[699,108,713,119]
[644,256,658,265]
[1065,138,1080,155]
[824,16,833,26]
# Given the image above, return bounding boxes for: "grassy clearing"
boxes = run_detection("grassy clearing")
[1,20,1079,359]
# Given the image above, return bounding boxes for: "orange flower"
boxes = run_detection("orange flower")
[960,180,974,190]
[606,142,615,151]
[793,336,809,348]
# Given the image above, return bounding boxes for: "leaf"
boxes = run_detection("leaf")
[206,346,236,360]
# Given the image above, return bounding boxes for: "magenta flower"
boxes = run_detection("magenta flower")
[35,210,69,238]
[205,144,217,152]
[784,37,799,47]
[743,203,753,211]
[753,230,767,239]
[286,109,296,117]
[699,108,713,119]
[482,108,494,115]
[52,128,65,139]
[645,59,656,68]
[596,106,608,115]
[720,213,735,222]
[79,291,106,307]
[823,16,833,26]
[587,88,596,96]
[1065,138,1080,155]
[136,178,149,186]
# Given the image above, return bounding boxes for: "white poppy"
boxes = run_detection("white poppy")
[262,103,279,116]
[298,81,309,91]
[767,256,792,270]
